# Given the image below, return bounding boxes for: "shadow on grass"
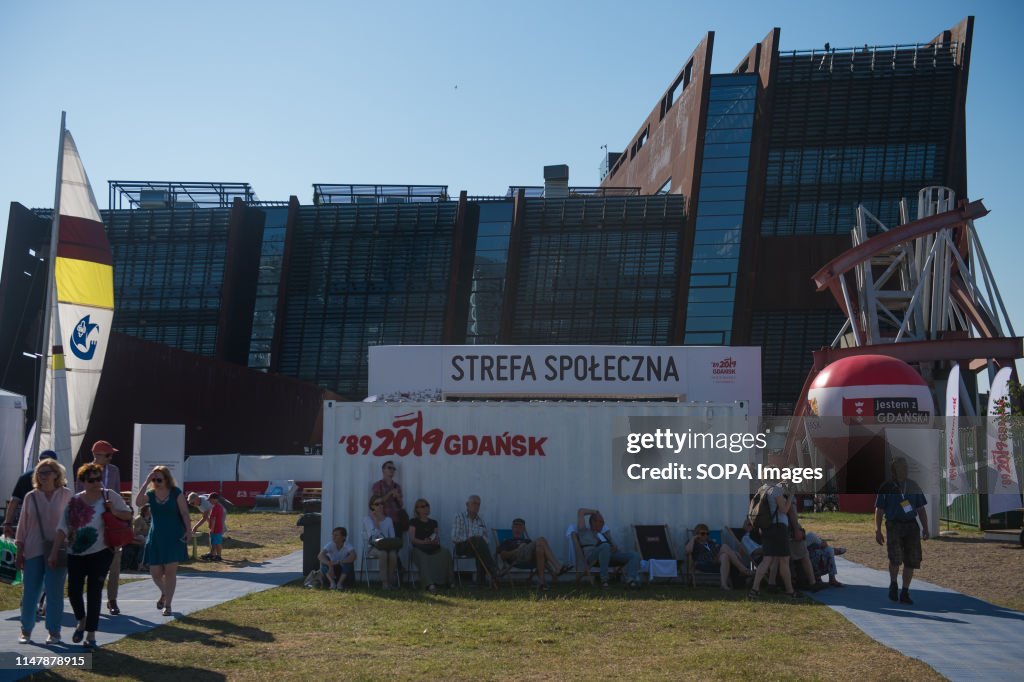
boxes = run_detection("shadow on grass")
[137,614,273,647]
[313,581,826,606]
[31,648,227,681]
[190,536,266,551]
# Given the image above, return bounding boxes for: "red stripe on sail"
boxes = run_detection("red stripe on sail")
[57,215,112,265]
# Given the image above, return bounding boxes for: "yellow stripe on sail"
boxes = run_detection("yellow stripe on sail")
[52,352,65,371]
[55,257,114,309]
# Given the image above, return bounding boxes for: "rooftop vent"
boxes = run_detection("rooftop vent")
[543,164,569,199]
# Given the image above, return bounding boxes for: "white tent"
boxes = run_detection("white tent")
[0,390,27,504]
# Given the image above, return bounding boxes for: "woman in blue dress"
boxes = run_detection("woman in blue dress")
[135,466,192,616]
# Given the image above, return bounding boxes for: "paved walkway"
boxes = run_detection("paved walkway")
[0,550,301,681]
[810,557,1024,680]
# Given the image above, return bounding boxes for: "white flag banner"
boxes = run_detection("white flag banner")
[945,365,967,505]
[986,367,1020,516]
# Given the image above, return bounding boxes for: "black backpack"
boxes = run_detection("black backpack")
[747,484,776,540]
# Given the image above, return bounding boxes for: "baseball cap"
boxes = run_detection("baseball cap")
[91,440,118,455]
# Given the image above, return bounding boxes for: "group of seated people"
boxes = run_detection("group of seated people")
[320,463,844,594]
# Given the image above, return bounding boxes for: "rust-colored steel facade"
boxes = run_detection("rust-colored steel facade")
[601,18,975,414]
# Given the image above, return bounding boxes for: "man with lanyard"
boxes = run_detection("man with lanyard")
[76,440,124,615]
[875,457,929,605]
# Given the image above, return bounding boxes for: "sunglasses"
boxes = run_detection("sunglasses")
[84,476,102,483]
[697,532,708,536]
[152,478,165,483]
[38,470,56,477]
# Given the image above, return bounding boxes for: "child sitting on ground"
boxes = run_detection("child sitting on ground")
[318,527,356,590]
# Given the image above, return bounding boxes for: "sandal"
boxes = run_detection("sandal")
[557,564,573,577]
[72,624,85,644]
[747,588,760,598]
[787,590,804,599]
[157,595,165,610]
[107,599,120,616]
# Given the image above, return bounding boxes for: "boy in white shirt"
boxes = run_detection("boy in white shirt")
[318,527,356,590]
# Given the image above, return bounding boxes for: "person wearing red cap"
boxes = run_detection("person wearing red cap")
[77,441,123,616]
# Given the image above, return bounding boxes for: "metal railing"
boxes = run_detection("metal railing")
[108,181,256,210]
[313,184,449,205]
[505,186,641,198]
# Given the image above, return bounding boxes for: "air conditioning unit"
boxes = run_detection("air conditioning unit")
[138,190,171,209]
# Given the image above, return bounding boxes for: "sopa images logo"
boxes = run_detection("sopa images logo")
[69,314,100,361]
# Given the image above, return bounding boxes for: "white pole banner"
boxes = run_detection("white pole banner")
[986,367,1020,516]
[945,365,967,505]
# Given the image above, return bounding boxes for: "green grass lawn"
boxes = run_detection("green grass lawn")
[16,510,1018,680]
[43,583,942,682]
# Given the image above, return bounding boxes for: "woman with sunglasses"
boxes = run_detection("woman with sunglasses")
[363,494,400,588]
[15,459,72,644]
[407,498,452,594]
[135,466,192,615]
[52,462,132,648]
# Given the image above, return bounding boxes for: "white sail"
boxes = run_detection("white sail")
[37,123,114,477]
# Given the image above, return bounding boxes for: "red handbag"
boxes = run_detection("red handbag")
[103,491,134,548]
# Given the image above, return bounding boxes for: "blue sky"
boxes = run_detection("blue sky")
[1,1,1021,342]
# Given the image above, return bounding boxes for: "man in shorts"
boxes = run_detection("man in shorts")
[875,457,929,604]
[496,518,571,590]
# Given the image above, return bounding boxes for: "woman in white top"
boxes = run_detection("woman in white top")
[52,462,131,649]
[362,494,399,588]
[14,459,72,644]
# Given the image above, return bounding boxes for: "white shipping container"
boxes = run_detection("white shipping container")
[323,401,755,561]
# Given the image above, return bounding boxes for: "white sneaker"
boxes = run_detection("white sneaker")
[18,632,31,644]
[46,633,61,645]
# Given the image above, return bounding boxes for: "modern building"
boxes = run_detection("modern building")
[600,18,973,414]
[0,18,976,460]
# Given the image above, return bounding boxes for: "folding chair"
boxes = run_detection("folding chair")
[570,531,600,585]
[722,527,755,571]
[360,541,402,587]
[631,524,679,583]
[684,528,723,587]
[569,531,625,585]
[452,546,480,586]
[493,529,538,586]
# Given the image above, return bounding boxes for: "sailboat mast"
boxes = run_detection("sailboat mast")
[31,111,66,460]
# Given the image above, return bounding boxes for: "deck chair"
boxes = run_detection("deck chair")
[493,528,538,586]
[722,527,756,570]
[632,524,679,583]
[253,480,298,511]
[570,530,624,585]
[684,528,723,587]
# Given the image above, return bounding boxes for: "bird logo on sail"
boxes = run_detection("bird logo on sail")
[69,314,100,361]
